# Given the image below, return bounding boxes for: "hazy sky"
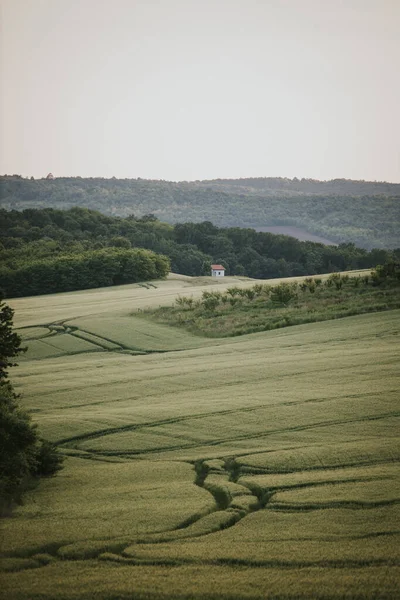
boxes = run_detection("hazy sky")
[1,0,399,182]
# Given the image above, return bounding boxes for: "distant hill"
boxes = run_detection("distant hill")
[199,177,400,196]
[1,175,399,249]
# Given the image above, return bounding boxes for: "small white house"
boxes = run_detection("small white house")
[211,264,225,277]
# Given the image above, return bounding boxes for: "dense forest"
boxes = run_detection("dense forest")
[0,207,397,298]
[1,176,399,249]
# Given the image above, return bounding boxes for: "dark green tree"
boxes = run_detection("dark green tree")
[0,296,25,381]
[0,296,63,514]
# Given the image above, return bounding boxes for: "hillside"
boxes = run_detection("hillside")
[1,276,399,599]
[1,175,400,249]
[146,268,400,337]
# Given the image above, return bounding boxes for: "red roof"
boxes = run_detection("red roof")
[211,264,225,270]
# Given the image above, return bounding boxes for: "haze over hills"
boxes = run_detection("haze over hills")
[198,177,400,196]
[1,175,400,249]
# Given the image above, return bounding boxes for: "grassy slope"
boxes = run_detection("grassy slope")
[143,274,400,338]
[1,274,399,599]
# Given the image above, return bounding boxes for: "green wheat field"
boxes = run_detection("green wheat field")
[1,273,399,599]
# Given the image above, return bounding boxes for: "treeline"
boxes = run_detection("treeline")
[0,247,170,298]
[0,207,398,298]
[1,175,399,249]
[172,221,396,277]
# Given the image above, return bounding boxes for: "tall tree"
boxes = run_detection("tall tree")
[0,295,63,514]
[0,296,25,380]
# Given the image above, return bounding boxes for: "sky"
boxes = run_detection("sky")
[1,0,399,182]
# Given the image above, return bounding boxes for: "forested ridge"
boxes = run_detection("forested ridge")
[0,207,398,298]
[1,175,399,249]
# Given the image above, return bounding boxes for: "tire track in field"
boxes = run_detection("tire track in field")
[111,556,399,569]
[18,320,163,357]
[31,387,400,413]
[2,457,398,570]
[68,325,150,353]
[51,388,399,441]
[4,462,398,570]
[215,451,399,471]
[55,321,148,354]
[56,410,400,453]
[135,463,400,543]
[269,499,400,511]
[3,546,399,572]
[21,342,400,394]
[237,458,399,475]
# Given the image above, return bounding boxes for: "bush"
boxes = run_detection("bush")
[35,440,64,477]
[175,296,194,309]
[328,273,343,290]
[252,284,264,296]
[243,288,256,300]
[371,261,400,285]
[270,282,297,305]
[202,296,220,311]
[227,287,240,297]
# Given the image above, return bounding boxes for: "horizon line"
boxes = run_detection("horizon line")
[2,174,400,185]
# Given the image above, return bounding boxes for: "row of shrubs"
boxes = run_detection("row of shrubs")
[175,267,397,312]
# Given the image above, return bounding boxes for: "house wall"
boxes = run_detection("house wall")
[211,270,224,277]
